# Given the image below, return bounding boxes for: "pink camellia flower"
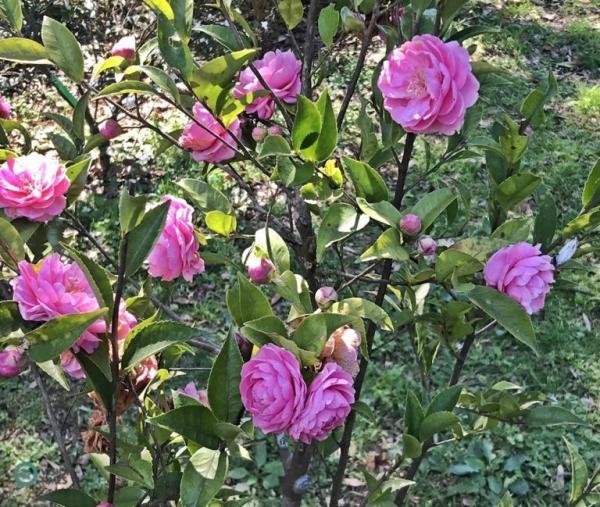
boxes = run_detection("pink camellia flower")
[377,34,479,135]
[61,350,85,380]
[315,286,338,310]
[0,153,70,222]
[320,327,361,377]
[0,346,22,377]
[0,96,12,119]
[97,503,113,507]
[267,125,283,137]
[483,242,555,314]
[233,50,301,120]
[400,213,422,236]
[251,126,266,142]
[110,36,136,60]
[132,355,158,390]
[99,119,123,140]
[148,195,205,282]
[181,103,241,163]
[289,363,355,443]
[178,381,209,406]
[246,255,275,284]
[417,235,437,256]
[240,344,307,434]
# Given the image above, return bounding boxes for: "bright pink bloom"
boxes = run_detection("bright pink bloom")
[181,103,240,163]
[99,119,123,140]
[233,50,301,120]
[0,153,70,222]
[0,96,12,119]
[148,195,205,282]
[320,327,361,378]
[378,35,479,135]
[267,125,283,137]
[246,255,275,284]
[240,344,306,434]
[417,235,437,256]
[483,242,555,314]
[315,286,338,309]
[110,36,136,60]
[289,363,354,443]
[178,381,209,406]
[61,350,85,379]
[251,126,266,142]
[400,213,422,236]
[0,346,22,377]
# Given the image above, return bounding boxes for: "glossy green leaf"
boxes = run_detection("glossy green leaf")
[330,298,393,331]
[435,250,483,281]
[562,206,600,239]
[27,309,108,362]
[404,390,424,438]
[318,4,339,46]
[171,0,194,42]
[582,159,600,209]
[342,157,388,203]
[0,37,49,63]
[190,49,257,90]
[533,194,556,251]
[71,91,89,141]
[207,332,243,423]
[226,273,273,327]
[0,0,23,31]
[292,96,321,158]
[149,405,221,449]
[491,218,530,243]
[94,80,158,99]
[419,411,459,441]
[157,14,194,78]
[273,270,313,315]
[65,158,91,205]
[77,348,112,409]
[278,0,303,29]
[196,25,245,51]
[37,359,69,390]
[39,489,97,507]
[50,133,77,160]
[254,227,290,272]
[0,215,24,271]
[205,210,236,236]
[494,173,541,210]
[41,17,84,82]
[524,406,584,427]
[403,433,422,459]
[356,197,402,229]
[564,439,588,502]
[411,187,456,231]
[0,300,22,336]
[313,90,337,161]
[125,65,180,102]
[426,385,463,415]
[92,55,125,76]
[316,203,370,260]
[359,228,408,263]
[177,178,231,214]
[143,0,174,19]
[467,286,537,354]
[119,189,147,233]
[180,451,228,507]
[292,313,355,354]
[258,135,292,159]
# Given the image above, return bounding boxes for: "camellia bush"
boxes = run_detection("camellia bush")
[1,0,600,506]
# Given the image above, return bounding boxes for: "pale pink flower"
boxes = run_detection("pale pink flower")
[251,126,266,142]
[378,34,479,135]
[110,36,136,60]
[320,327,361,377]
[0,153,70,222]
[0,96,12,119]
[288,363,355,443]
[417,235,437,256]
[484,242,555,314]
[240,344,306,434]
[267,125,283,137]
[61,350,85,379]
[315,286,338,310]
[246,255,275,284]
[0,346,22,377]
[132,356,158,390]
[181,103,240,163]
[148,195,205,282]
[400,213,421,236]
[233,50,301,120]
[99,119,123,140]
[178,381,209,406]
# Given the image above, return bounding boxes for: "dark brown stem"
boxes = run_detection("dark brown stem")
[301,0,320,99]
[107,237,128,503]
[31,362,81,488]
[280,443,314,507]
[434,0,445,35]
[329,133,416,507]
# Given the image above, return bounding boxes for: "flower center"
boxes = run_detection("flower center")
[407,69,428,98]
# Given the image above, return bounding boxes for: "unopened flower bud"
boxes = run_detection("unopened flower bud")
[111,36,136,61]
[267,125,283,137]
[315,286,338,309]
[0,346,22,377]
[400,213,421,236]
[417,235,437,256]
[341,7,365,32]
[555,238,578,267]
[236,333,253,362]
[252,126,267,142]
[246,255,275,284]
[0,96,12,119]
[99,119,123,140]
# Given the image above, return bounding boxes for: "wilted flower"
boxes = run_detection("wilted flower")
[61,350,85,380]
[236,333,253,362]
[320,326,361,377]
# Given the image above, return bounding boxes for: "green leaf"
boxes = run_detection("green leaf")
[491,218,530,243]
[533,194,556,251]
[94,80,158,99]
[467,286,537,354]
[125,200,170,276]
[441,0,467,32]
[171,0,194,42]
[125,65,181,102]
[105,460,153,488]
[404,390,424,438]
[0,215,25,271]
[39,489,97,507]
[177,178,231,214]
[76,348,112,409]
[149,405,221,449]
[342,157,388,203]
[190,447,221,479]
[0,300,22,336]
[122,321,198,370]
[330,298,394,331]
[494,173,541,210]
[426,385,463,415]
[582,159,600,209]
[82,134,107,153]
[520,89,546,129]
[564,439,588,503]
[313,90,337,162]
[278,0,303,29]
[205,210,236,236]
[524,406,584,427]
[143,0,174,20]
[273,270,313,315]
[180,451,228,507]
[37,359,69,390]
[562,206,600,239]
[292,96,321,158]
[255,227,290,272]
[119,189,147,233]
[190,49,257,90]
[318,4,339,46]
[196,25,244,51]
[317,203,369,261]
[435,250,483,281]
[411,187,457,231]
[158,14,194,78]
[292,313,355,354]
[50,133,77,160]
[71,91,89,141]
[419,411,459,441]
[27,309,108,363]
[258,135,292,159]
[226,273,273,327]
[356,197,402,229]
[0,0,23,31]
[241,315,288,348]
[41,17,84,82]
[0,37,49,63]
[359,228,408,263]
[92,55,125,76]
[207,332,243,424]
[65,158,91,205]
[403,433,422,459]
